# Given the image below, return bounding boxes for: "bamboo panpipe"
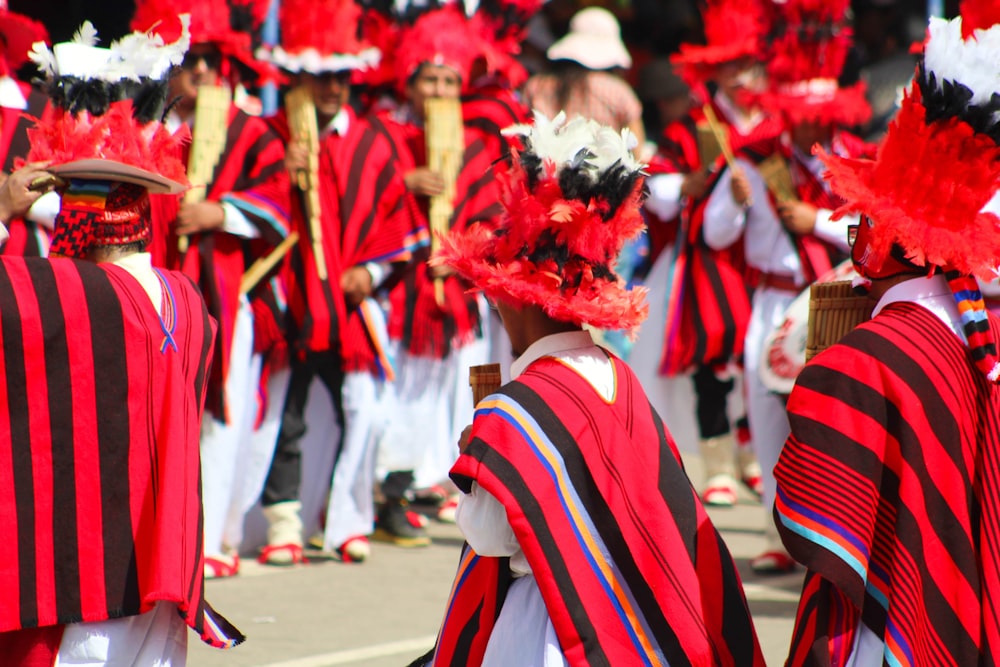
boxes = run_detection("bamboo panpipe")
[425,97,464,306]
[469,363,502,405]
[805,280,873,361]
[181,85,230,253]
[240,232,300,296]
[285,85,328,281]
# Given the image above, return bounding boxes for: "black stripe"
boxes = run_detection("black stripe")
[0,260,38,626]
[466,434,613,667]
[32,261,81,622]
[498,377,691,665]
[84,262,140,615]
[217,110,251,191]
[340,127,377,233]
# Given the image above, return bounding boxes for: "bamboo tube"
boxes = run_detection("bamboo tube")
[701,104,736,171]
[805,280,873,361]
[240,232,300,296]
[469,363,502,405]
[285,85,328,281]
[181,85,230,253]
[425,97,464,306]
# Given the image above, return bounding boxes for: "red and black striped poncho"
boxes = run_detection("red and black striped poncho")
[0,256,243,648]
[648,104,780,376]
[775,303,1000,666]
[434,354,764,666]
[149,106,292,421]
[375,111,502,359]
[269,108,426,374]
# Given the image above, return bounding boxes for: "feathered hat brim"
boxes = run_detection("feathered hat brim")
[436,223,650,332]
[758,80,872,128]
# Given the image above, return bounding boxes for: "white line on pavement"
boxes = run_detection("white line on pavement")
[252,635,437,667]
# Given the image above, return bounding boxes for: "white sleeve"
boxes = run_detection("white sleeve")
[703,161,750,250]
[221,201,261,239]
[813,209,858,253]
[0,220,8,247]
[26,191,61,230]
[455,482,520,557]
[644,173,685,222]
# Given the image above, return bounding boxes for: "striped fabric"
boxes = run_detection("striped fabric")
[269,108,425,373]
[775,303,1000,666]
[149,106,292,421]
[0,257,242,648]
[441,355,763,666]
[651,105,765,376]
[376,114,502,359]
[945,270,1000,382]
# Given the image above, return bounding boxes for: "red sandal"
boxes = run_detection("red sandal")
[204,553,240,579]
[258,543,308,566]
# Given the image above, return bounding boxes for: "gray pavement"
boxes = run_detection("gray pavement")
[190,455,802,667]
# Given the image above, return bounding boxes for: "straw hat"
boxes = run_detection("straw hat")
[546,7,631,70]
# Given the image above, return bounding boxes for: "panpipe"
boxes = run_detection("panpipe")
[469,363,502,405]
[285,85,328,281]
[239,231,300,296]
[805,280,873,361]
[757,153,796,203]
[180,84,230,253]
[425,97,464,306]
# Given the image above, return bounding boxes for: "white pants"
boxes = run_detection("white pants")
[378,338,489,487]
[744,286,797,546]
[200,297,264,558]
[55,603,187,666]
[322,372,387,550]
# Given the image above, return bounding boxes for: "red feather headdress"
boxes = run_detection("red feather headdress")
[394,5,484,91]
[757,0,870,127]
[0,5,48,78]
[819,16,1000,381]
[132,0,272,81]
[261,0,380,74]
[671,0,768,84]
[961,0,1000,36]
[433,112,649,334]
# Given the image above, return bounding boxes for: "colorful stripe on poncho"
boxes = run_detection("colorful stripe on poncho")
[434,354,763,666]
[775,302,1000,666]
[0,257,242,648]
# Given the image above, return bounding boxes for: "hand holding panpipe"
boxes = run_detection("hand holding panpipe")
[702,104,754,207]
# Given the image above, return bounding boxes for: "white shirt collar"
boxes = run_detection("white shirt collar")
[872,273,965,340]
[322,108,351,138]
[510,330,596,379]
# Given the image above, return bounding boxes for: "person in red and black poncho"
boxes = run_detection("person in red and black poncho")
[774,14,1000,666]
[373,5,503,544]
[257,0,425,565]
[703,0,875,574]
[131,0,294,580]
[412,112,765,667]
[0,20,244,664]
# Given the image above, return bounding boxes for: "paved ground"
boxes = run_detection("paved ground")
[190,455,803,667]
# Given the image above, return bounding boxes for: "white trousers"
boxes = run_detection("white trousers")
[55,603,187,666]
[322,372,386,550]
[200,297,263,558]
[744,286,796,547]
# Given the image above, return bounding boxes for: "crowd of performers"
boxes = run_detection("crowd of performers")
[0,0,998,663]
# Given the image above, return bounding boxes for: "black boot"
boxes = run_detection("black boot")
[374,498,431,547]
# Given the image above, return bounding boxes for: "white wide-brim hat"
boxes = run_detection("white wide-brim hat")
[546,7,631,70]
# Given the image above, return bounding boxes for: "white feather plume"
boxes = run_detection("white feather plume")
[503,111,644,182]
[28,40,57,77]
[924,17,1000,110]
[107,13,191,81]
[72,21,99,47]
